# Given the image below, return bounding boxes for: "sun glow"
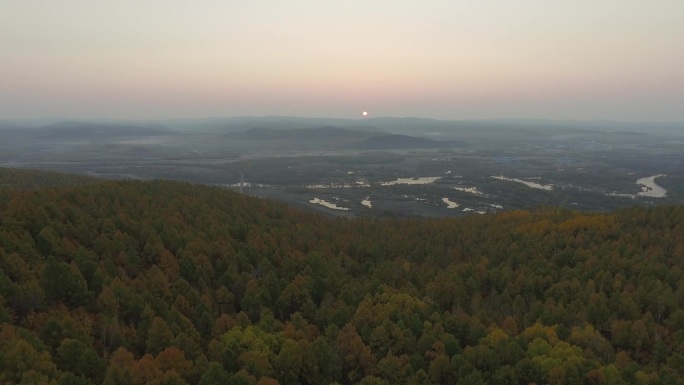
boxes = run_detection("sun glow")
[362,111,368,116]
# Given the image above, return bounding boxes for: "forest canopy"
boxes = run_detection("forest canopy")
[0,170,683,385]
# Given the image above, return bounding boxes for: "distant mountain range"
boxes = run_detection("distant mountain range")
[36,121,175,139]
[225,126,466,149]
[0,118,469,151]
[0,121,175,141]
[227,126,383,141]
[2,116,682,144]
[358,134,467,149]
[153,116,684,136]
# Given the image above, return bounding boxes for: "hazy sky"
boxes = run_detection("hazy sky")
[1,1,683,121]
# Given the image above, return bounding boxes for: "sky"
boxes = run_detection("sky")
[1,0,683,121]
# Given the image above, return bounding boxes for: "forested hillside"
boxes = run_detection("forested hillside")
[0,168,96,191]
[0,176,683,385]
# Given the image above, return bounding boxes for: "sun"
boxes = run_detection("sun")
[362,111,368,117]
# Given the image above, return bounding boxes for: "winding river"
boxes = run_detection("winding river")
[636,175,667,198]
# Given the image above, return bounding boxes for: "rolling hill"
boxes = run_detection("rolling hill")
[225,126,467,150]
[227,126,383,141]
[357,134,468,149]
[35,121,176,139]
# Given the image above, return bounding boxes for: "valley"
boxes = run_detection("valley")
[1,117,682,217]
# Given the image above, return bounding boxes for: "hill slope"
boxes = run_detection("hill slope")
[358,134,467,149]
[226,126,467,150]
[0,176,683,384]
[227,126,382,142]
[36,121,175,139]
[0,167,98,190]
[0,121,176,142]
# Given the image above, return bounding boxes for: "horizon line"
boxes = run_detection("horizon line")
[3,115,684,125]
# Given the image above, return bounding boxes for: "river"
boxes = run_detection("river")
[636,175,667,198]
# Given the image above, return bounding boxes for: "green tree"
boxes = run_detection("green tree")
[358,375,387,385]
[146,317,175,355]
[56,338,106,383]
[0,338,59,384]
[41,256,91,307]
[273,339,303,385]
[198,363,232,385]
